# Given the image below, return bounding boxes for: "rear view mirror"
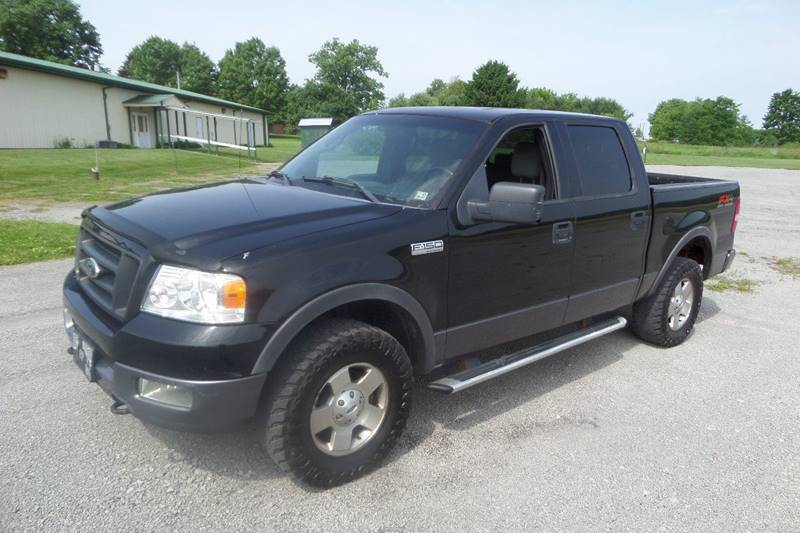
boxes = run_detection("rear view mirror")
[467,182,545,225]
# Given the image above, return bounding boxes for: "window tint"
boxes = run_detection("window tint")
[567,126,631,196]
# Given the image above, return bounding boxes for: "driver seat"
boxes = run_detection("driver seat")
[510,141,543,186]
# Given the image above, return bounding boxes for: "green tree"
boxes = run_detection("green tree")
[217,38,289,122]
[526,87,631,120]
[428,77,467,106]
[175,43,217,95]
[464,61,525,108]
[649,98,688,142]
[119,39,216,94]
[118,36,181,86]
[580,96,632,121]
[526,87,560,110]
[0,0,102,69]
[763,89,800,144]
[649,96,752,146]
[300,38,387,123]
[387,93,410,107]
[387,78,467,109]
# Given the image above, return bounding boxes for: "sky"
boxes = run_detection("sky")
[80,0,800,131]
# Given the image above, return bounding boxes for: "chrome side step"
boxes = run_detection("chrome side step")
[428,316,627,394]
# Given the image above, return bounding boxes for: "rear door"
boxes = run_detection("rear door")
[561,121,650,323]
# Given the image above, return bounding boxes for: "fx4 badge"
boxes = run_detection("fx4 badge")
[717,194,734,207]
[410,240,444,256]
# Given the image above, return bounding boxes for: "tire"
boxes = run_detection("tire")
[259,318,413,487]
[632,257,703,347]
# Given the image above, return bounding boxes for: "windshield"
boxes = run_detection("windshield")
[279,114,485,207]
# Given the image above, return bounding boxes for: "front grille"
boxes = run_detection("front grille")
[76,223,142,319]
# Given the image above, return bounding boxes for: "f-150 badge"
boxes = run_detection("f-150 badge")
[410,240,444,256]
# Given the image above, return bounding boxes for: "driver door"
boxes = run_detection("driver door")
[445,123,575,358]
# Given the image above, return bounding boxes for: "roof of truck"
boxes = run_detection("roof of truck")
[368,106,619,123]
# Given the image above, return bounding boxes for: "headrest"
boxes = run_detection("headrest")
[511,142,541,180]
[493,153,512,168]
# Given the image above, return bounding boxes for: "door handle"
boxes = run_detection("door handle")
[552,221,573,245]
[630,211,648,230]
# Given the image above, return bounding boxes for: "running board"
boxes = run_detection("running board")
[428,316,628,394]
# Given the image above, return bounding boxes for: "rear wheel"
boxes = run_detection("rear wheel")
[632,257,703,347]
[260,319,412,487]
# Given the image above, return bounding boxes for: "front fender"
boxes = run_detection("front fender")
[250,283,438,375]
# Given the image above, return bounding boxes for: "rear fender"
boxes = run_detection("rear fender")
[648,225,713,295]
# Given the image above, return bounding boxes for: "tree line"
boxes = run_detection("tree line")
[1,0,799,145]
[648,91,800,146]
[388,61,631,122]
[114,35,387,127]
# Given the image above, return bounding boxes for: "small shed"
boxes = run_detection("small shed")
[298,117,333,148]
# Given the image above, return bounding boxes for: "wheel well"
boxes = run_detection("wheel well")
[677,237,711,278]
[309,299,426,369]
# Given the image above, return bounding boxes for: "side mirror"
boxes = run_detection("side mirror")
[467,182,545,225]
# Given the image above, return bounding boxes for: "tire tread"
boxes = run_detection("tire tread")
[632,257,703,347]
[260,318,412,487]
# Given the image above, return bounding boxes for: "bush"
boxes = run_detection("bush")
[53,136,73,149]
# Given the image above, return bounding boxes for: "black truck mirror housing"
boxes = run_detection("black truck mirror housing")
[467,182,545,225]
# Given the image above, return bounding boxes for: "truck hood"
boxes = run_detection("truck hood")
[88,179,401,266]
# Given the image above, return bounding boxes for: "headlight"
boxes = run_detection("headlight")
[141,265,246,324]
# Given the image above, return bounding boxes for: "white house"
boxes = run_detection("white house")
[0,50,269,149]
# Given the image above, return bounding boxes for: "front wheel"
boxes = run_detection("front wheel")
[631,257,703,347]
[260,319,413,487]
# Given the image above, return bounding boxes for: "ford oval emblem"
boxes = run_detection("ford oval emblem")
[78,257,103,279]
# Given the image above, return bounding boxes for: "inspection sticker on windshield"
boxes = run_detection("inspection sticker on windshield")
[413,191,429,201]
[410,240,444,256]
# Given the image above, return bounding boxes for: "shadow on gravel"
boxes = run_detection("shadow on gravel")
[392,329,645,460]
[696,296,722,324]
[139,306,722,485]
[142,424,284,482]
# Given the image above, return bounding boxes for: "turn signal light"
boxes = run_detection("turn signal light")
[222,278,247,309]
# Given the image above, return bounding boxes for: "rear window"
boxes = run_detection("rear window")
[568,125,631,196]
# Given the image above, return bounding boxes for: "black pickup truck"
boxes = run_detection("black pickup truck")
[63,107,740,486]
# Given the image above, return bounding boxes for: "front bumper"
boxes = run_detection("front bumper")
[63,273,269,432]
[91,357,266,432]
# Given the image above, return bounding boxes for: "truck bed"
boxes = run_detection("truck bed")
[641,172,740,292]
[648,172,721,187]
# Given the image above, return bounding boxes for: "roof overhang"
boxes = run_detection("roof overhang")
[0,50,269,115]
[123,94,186,108]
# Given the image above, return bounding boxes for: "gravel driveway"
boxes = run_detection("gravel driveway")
[1,166,799,531]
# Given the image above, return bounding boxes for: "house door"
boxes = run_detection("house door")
[131,112,151,148]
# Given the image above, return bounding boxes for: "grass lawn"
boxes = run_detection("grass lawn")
[203,134,302,163]
[640,141,800,170]
[0,220,77,265]
[0,135,301,203]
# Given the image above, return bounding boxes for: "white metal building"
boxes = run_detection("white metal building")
[0,51,269,149]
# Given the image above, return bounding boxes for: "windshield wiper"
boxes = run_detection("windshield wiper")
[267,170,292,186]
[303,176,379,203]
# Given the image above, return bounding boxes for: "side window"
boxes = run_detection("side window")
[567,125,631,196]
[484,126,556,200]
